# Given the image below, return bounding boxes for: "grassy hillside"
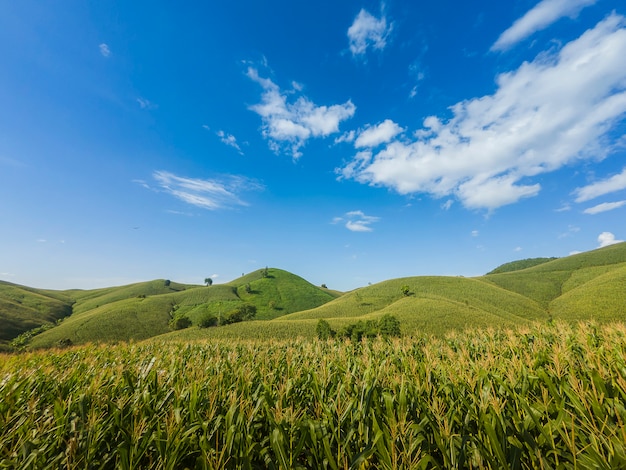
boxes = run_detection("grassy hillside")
[7,243,626,348]
[26,268,338,348]
[0,281,73,351]
[487,257,558,274]
[160,243,626,342]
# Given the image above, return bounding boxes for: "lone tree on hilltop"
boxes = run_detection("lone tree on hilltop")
[204,277,213,286]
[401,285,411,296]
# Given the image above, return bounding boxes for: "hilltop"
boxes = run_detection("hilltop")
[1,242,625,349]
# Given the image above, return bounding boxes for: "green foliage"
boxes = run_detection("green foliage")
[341,314,401,341]
[204,277,213,286]
[197,312,218,328]
[378,313,401,337]
[315,319,335,339]
[400,284,411,296]
[224,303,257,324]
[168,315,192,330]
[2,322,626,468]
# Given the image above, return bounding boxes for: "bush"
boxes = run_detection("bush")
[224,304,257,325]
[169,315,192,330]
[316,319,336,340]
[198,313,218,328]
[340,315,401,341]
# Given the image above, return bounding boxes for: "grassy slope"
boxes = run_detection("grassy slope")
[163,243,626,341]
[27,268,337,348]
[10,243,626,347]
[0,281,73,350]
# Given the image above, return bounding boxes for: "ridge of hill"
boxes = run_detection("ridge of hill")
[24,268,338,348]
[161,242,626,341]
[486,257,558,274]
[2,242,625,349]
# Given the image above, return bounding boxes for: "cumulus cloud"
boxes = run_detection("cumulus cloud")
[333,210,380,232]
[492,0,598,51]
[598,231,624,247]
[247,68,356,159]
[150,170,263,210]
[583,200,626,214]
[355,119,404,148]
[216,130,243,154]
[99,43,111,57]
[574,168,626,202]
[339,15,626,211]
[347,8,392,56]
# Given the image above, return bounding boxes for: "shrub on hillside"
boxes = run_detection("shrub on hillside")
[198,313,218,328]
[169,315,192,330]
[316,319,336,340]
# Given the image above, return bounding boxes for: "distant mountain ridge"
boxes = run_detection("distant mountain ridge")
[1,242,624,350]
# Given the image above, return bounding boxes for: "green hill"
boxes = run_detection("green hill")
[4,243,625,348]
[25,268,338,349]
[160,242,626,341]
[487,257,558,274]
[0,281,74,351]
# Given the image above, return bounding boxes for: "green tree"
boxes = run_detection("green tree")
[169,315,192,330]
[378,314,401,338]
[198,312,218,328]
[400,285,411,296]
[316,319,335,340]
[204,277,213,286]
[224,304,257,324]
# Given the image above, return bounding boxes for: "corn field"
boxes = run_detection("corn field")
[1,321,626,469]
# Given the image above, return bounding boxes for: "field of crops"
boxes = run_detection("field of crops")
[1,321,626,469]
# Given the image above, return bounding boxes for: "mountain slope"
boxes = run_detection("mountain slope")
[26,268,338,348]
[0,281,73,350]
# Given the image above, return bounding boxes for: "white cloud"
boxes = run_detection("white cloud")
[492,0,598,51]
[339,15,626,211]
[216,130,243,154]
[99,43,111,57]
[247,68,355,159]
[514,246,523,252]
[335,130,356,145]
[347,8,392,56]
[598,231,624,247]
[151,170,263,210]
[441,200,453,210]
[333,210,380,232]
[355,119,404,148]
[583,200,626,214]
[471,230,479,237]
[574,168,626,202]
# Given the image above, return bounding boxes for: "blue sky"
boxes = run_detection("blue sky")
[1,0,625,291]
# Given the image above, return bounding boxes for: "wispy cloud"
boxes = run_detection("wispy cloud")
[574,168,626,202]
[339,15,626,211]
[333,210,380,232]
[216,130,243,154]
[149,170,263,210]
[347,7,393,56]
[598,231,624,247]
[137,98,157,110]
[247,68,355,159]
[492,0,598,51]
[583,200,626,214]
[99,43,111,57]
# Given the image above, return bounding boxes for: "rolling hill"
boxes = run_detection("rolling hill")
[1,242,625,349]
[23,268,339,349]
[162,242,626,341]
